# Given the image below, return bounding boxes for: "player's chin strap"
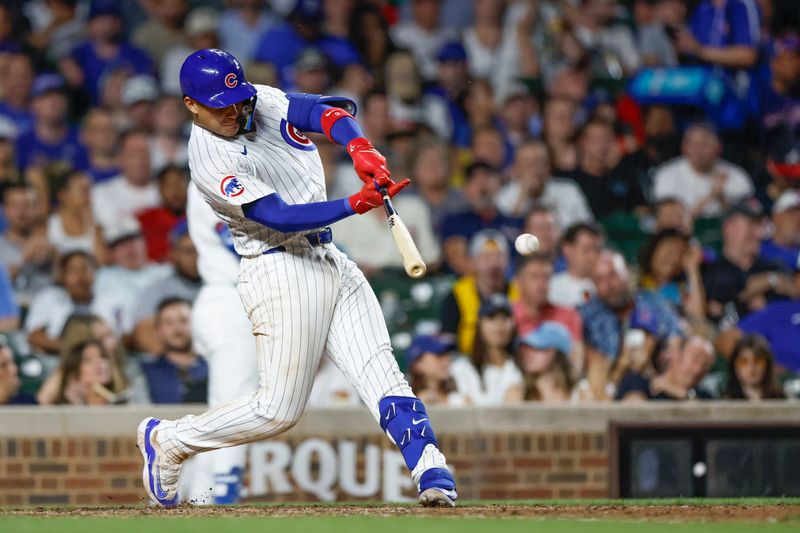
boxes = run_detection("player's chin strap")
[236,95,258,135]
[379,396,438,472]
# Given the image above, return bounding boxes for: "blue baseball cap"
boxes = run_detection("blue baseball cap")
[405,334,456,368]
[479,293,512,318]
[31,74,65,98]
[519,322,572,355]
[89,0,122,20]
[437,41,467,63]
[180,48,257,108]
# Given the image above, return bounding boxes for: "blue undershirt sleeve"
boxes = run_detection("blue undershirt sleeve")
[242,193,355,233]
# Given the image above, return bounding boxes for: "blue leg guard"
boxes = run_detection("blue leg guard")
[379,396,438,472]
[378,396,456,501]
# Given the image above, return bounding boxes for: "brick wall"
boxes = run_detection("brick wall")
[0,432,607,505]
[1,403,796,505]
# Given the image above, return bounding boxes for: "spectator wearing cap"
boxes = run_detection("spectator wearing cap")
[253,0,359,89]
[653,123,754,219]
[405,334,481,406]
[60,0,155,104]
[440,162,523,275]
[47,168,104,257]
[441,230,519,355]
[94,217,171,331]
[91,129,160,232]
[132,0,189,66]
[161,7,221,96]
[422,41,470,141]
[80,107,120,183]
[121,75,160,132]
[509,322,577,403]
[757,32,800,149]
[702,201,798,325]
[141,297,208,404]
[760,190,800,272]
[513,253,583,368]
[15,74,89,174]
[391,0,457,81]
[549,223,603,309]
[290,49,332,94]
[136,165,189,263]
[25,250,129,355]
[580,250,682,381]
[468,294,523,406]
[132,222,201,354]
[674,0,759,71]
[219,0,276,65]
[0,53,35,137]
[0,183,53,308]
[496,140,593,229]
[615,335,714,402]
[567,119,647,220]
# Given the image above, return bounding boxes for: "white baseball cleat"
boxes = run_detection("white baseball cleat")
[137,417,182,507]
[418,487,457,508]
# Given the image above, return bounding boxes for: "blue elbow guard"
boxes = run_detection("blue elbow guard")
[286,93,358,132]
[379,396,438,471]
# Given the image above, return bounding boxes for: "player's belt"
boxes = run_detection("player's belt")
[263,228,333,255]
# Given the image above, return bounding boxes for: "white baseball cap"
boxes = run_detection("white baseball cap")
[122,75,159,107]
[773,190,800,216]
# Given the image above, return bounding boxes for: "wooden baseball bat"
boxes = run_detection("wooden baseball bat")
[379,187,426,278]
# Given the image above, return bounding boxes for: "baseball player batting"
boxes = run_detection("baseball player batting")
[137,49,457,508]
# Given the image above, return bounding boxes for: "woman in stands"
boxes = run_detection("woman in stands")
[467,294,523,405]
[508,321,579,403]
[725,335,785,400]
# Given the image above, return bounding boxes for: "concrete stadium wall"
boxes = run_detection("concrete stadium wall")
[0,403,798,505]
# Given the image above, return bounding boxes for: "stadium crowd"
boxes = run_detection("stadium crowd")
[0,0,799,408]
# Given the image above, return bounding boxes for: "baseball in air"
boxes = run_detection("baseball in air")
[515,233,540,255]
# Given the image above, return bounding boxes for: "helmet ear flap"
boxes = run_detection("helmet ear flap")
[238,95,258,134]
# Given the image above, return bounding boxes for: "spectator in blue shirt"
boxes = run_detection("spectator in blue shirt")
[440,162,523,275]
[253,0,359,88]
[760,190,800,272]
[676,0,760,70]
[580,250,683,362]
[0,53,35,138]
[15,74,88,173]
[60,0,154,104]
[735,300,800,372]
[141,297,208,404]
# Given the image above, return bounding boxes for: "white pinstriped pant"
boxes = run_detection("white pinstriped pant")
[158,241,414,461]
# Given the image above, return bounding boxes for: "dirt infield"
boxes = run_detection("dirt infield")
[3,502,800,523]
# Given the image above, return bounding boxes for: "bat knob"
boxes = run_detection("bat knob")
[407,263,427,279]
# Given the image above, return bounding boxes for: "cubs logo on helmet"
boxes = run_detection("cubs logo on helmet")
[225,73,238,88]
[220,175,245,198]
[279,119,316,151]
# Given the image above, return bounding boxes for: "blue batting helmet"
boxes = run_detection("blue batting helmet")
[179,49,256,108]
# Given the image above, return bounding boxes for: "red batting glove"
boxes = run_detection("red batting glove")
[348,137,390,186]
[348,178,410,214]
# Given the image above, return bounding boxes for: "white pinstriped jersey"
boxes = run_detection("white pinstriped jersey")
[186,181,240,286]
[186,84,328,256]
